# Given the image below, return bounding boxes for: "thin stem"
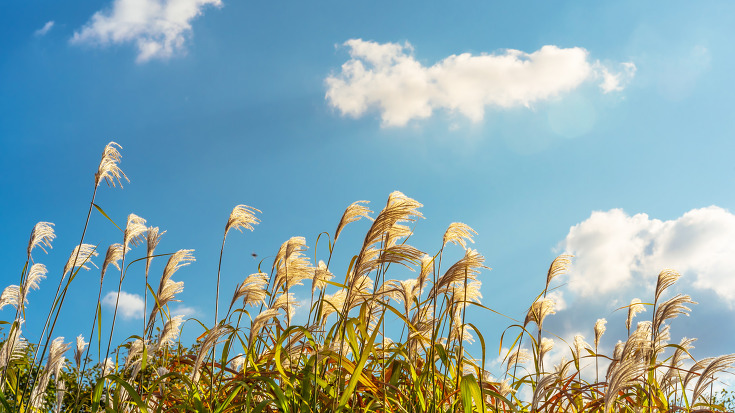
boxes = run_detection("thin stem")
[21,184,98,405]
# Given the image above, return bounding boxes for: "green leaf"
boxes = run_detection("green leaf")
[93,203,123,232]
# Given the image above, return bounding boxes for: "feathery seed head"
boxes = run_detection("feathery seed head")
[312,261,334,294]
[524,297,556,331]
[230,353,245,372]
[231,273,269,309]
[95,142,128,188]
[0,286,20,311]
[74,335,87,368]
[160,249,195,293]
[27,222,55,258]
[191,325,230,382]
[335,200,373,242]
[145,226,165,276]
[505,348,531,372]
[594,318,607,349]
[0,322,26,368]
[626,298,646,332]
[225,204,261,235]
[157,315,185,349]
[545,254,573,292]
[63,244,99,277]
[574,335,590,360]
[20,263,47,306]
[655,269,681,304]
[124,214,147,249]
[101,243,123,282]
[654,293,696,332]
[540,337,554,361]
[147,279,184,332]
[442,222,477,249]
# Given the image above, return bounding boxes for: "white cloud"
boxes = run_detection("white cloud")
[71,0,222,63]
[35,21,55,37]
[559,206,735,304]
[102,290,144,320]
[169,305,197,318]
[325,39,635,127]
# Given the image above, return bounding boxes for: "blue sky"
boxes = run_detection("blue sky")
[2,0,735,383]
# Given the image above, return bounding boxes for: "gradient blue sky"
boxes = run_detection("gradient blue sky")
[2,0,734,383]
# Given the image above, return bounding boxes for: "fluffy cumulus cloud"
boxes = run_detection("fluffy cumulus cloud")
[325,39,635,127]
[558,206,735,304]
[71,0,222,63]
[102,291,145,320]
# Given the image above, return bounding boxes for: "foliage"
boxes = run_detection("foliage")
[1,142,733,413]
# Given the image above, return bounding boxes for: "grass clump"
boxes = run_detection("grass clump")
[0,142,733,413]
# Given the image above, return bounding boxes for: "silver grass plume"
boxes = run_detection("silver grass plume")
[250,309,280,345]
[27,222,55,258]
[146,279,184,333]
[74,334,87,368]
[230,354,245,373]
[123,338,147,372]
[225,204,261,235]
[498,378,516,397]
[594,318,607,349]
[0,286,19,311]
[320,290,347,325]
[101,243,124,282]
[539,337,554,362]
[156,315,185,350]
[191,325,230,382]
[554,357,571,382]
[230,273,269,310]
[661,337,696,389]
[604,356,647,413]
[352,192,422,282]
[505,348,531,372]
[377,244,424,270]
[147,249,194,330]
[532,373,558,412]
[30,337,70,411]
[691,354,735,403]
[626,298,646,332]
[449,307,474,344]
[145,227,165,274]
[54,380,65,413]
[123,214,147,250]
[0,321,26,370]
[430,248,486,299]
[312,261,334,295]
[442,222,477,249]
[63,243,98,277]
[654,269,681,304]
[18,263,47,309]
[335,200,373,242]
[99,358,115,376]
[653,294,696,332]
[273,237,313,293]
[417,254,433,293]
[94,141,128,187]
[573,335,590,361]
[272,292,298,324]
[683,357,714,391]
[545,254,573,292]
[451,280,482,310]
[524,297,556,331]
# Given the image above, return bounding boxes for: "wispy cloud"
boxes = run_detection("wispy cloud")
[34,21,55,37]
[325,39,635,127]
[71,0,222,63]
[102,290,144,320]
[558,206,735,304]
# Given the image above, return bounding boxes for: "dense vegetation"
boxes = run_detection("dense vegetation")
[1,142,733,412]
